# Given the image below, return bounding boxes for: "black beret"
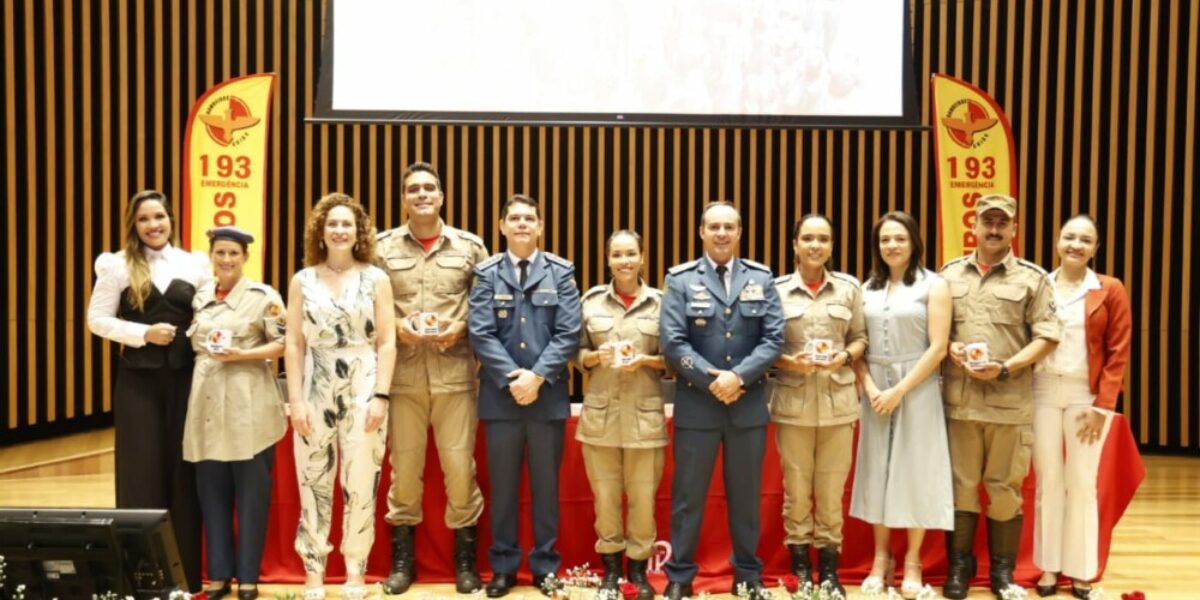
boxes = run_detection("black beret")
[206,226,255,246]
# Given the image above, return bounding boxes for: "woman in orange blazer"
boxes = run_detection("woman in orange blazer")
[1032,215,1132,599]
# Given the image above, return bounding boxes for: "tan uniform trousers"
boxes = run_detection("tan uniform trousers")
[581,443,665,559]
[777,422,854,549]
[948,418,1034,521]
[385,389,484,529]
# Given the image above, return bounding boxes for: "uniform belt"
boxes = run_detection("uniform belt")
[865,351,925,365]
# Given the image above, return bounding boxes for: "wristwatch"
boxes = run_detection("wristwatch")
[997,362,1010,381]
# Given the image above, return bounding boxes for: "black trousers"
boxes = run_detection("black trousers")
[114,364,203,592]
[196,447,275,584]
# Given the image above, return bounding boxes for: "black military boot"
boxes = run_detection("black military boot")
[381,525,417,594]
[786,544,813,585]
[816,546,844,597]
[988,515,1023,597]
[453,526,482,593]
[943,511,980,600]
[626,558,656,600]
[598,552,623,593]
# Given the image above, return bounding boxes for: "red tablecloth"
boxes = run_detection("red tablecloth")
[254,415,1143,591]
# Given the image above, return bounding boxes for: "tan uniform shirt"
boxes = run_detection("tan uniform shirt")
[375,223,490,394]
[941,251,1062,424]
[576,283,669,448]
[183,277,287,462]
[769,270,867,427]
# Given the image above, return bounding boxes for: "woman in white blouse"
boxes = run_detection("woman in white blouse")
[1033,215,1132,599]
[86,190,211,593]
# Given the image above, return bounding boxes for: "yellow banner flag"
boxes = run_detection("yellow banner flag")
[182,73,275,280]
[931,73,1018,265]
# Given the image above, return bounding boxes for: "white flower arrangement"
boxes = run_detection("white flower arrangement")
[999,584,1028,600]
[775,580,844,600]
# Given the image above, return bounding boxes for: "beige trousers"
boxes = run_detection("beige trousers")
[776,423,854,548]
[385,389,484,529]
[581,443,665,559]
[948,419,1033,521]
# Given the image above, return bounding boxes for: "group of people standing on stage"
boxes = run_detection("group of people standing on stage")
[87,161,1130,600]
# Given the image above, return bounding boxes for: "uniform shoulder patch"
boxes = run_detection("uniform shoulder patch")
[830,271,861,288]
[474,253,504,273]
[447,226,487,249]
[544,252,575,269]
[740,258,772,272]
[582,285,608,301]
[668,260,700,275]
[1015,258,1049,276]
[940,256,969,273]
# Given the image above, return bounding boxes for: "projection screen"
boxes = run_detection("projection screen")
[313,0,919,129]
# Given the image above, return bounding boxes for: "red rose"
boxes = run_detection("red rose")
[1121,592,1146,600]
[780,574,800,593]
[620,582,639,600]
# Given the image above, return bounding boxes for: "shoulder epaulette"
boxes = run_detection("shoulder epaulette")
[1015,258,1049,276]
[447,226,487,249]
[668,260,701,275]
[376,229,394,241]
[245,282,272,294]
[544,253,575,269]
[940,256,970,272]
[474,254,504,272]
[830,271,861,288]
[741,258,772,272]
[582,285,608,301]
[645,287,663,298]
[774,274,794,285]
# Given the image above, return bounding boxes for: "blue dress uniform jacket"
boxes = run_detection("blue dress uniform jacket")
[468,252,582,420]
[467,250,582,576]
[659,258,786,428]
[658,256,785,585]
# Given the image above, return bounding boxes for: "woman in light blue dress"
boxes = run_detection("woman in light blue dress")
[850,211,953,598]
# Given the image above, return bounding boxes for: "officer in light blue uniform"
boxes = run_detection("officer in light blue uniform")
[659,201,785,600]
[467,194,582,598]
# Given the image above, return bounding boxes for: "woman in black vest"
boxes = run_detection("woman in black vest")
[87,190,210,592]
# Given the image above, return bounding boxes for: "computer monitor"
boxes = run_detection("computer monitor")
[0,508,187,600]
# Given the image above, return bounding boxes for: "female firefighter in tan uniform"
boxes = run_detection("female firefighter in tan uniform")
[576,229,669,600]
[770,214,867,597]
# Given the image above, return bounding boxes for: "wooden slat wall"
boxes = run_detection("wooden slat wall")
[2,0,1197,452]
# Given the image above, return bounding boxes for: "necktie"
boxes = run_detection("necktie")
[519,259,530,287]
[715,264,728,296]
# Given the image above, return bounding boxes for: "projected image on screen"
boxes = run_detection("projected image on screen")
[315,0,918,128]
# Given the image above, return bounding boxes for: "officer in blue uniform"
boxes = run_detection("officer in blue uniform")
[468,194,582,598]
[659,201,785,599]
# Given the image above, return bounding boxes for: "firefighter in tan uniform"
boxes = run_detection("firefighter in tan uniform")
[375,162,490,594]
[769,214,867,596]
[575,230,669,600]
[939,195,1061,599]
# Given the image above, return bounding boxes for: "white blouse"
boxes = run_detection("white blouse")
[1035,268,1101,378]
[87,244,211,347]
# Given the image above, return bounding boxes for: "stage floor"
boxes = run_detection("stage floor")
[1,429,1197,599]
